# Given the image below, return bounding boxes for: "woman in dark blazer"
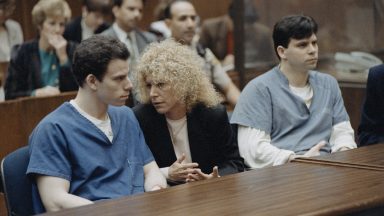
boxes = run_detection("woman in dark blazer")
[133,39,244,184]
[5,0,78,100]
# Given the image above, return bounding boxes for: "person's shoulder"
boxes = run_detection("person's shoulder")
[309,70,341,93]
[11,39,38,56]
[247,67,277,87]
[95,22,110,34]
[310,70,338,84]
[190,103,227,120]
[36,103,73,126]
[5,19,22,29]
[368,64,384,78]
[100,26,116,37]
[109,105,133,116]
[135,29,157,42]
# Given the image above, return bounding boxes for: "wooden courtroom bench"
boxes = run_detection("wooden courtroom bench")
[0,91,77,159]
[0,91,77,216]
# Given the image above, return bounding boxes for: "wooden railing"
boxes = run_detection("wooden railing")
[0,91,77,159]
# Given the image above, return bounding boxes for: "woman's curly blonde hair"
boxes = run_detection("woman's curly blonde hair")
[136,39,222,112]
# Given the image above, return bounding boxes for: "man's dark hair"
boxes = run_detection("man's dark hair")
[163,0,190,19]
[72,35,129,86]
[272,15,318,58]
[112,0,145,7]
[83,0,112,15]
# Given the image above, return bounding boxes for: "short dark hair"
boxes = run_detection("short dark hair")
[163,0,190,19]
[83,0,112,15]
[272,15,318,58]
[72,35,130,86]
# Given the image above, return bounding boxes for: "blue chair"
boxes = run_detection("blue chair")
[1,146,40,216]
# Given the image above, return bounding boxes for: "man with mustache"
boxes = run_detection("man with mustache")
[164,0,240,107]
[231,15,357,169]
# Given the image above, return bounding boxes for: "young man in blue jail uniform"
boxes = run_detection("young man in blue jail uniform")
[231,15,357,169]
[27,35,166,213]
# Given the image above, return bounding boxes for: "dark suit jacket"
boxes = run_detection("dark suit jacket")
[358,64,384,146]
[101,26,157,54]
[199,15,276,64]
[63,16,110,43]
[4,39,78,100]
[133,103,244,177]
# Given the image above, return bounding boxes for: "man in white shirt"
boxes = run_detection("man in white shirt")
[231,15,357,169]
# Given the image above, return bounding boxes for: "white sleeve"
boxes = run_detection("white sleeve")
[329,121,357,152]
[160,167,169,179]
[238,125,295,169]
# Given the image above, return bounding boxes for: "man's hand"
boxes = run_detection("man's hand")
[303,140,327,157]
[168,154,199,182]
[186,166,220,183]
[289,140,327,161]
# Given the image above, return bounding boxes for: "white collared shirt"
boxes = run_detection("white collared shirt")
[81,18,94,41]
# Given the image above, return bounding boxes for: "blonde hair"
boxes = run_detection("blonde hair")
[32,0,71,27]
[136,39,222,112]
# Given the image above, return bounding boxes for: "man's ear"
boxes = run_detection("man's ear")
[85,74,98,91]
[165,18,172,28]
[112,5,119,18]
[277,45,286,60]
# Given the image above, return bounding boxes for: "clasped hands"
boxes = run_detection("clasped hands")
[168,154,220,183]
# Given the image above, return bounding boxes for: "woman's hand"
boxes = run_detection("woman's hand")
[186,166,220,183]
[47,33,68,65]
[168,154,199,182]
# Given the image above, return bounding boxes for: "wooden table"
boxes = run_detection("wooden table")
[39,157,384,216]
[293,144,384,170]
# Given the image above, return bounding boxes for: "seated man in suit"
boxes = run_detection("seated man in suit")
[27,35,166,213]
[231,15,357,169]
[133,39,244,184]
[358,64,384,146]
[63,0,112,43]
[163,0,240,107]
[102,0,156,68]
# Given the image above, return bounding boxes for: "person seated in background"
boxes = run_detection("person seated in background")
[0,0,23,101]
[358,64,384,146]
[102,0,156,69]
[133,39,244,185]
[231,15,357,169]
[27,35,166,213]
[4,0,78,100]
[199,0,276,68]
[163,0,240,107]
[102,0,157,106]
[63,0,112,43]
